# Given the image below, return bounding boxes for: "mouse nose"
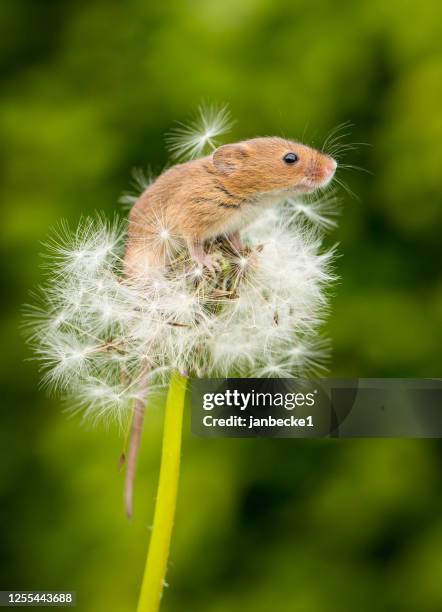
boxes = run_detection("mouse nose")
[327,156,337,173]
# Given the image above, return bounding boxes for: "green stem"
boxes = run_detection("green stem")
[136,371,187,612]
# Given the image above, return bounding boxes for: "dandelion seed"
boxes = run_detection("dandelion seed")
[282,190,341,231]
[43,216,124,278]
[119,167,155,207]
[285,337,332,376]
[166,104,234,160]
[128,208,183,264]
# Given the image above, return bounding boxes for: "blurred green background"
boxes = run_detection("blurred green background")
[1,1,442,610]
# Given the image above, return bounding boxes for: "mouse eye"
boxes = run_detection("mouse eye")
[283,152,299,164]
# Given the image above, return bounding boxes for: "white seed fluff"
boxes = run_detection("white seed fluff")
[166,104,234,160]
[26,202,337,424]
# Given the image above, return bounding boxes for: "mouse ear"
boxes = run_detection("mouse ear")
[212,144,249,174]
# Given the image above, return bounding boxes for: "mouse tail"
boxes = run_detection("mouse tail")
[124,364,151,519]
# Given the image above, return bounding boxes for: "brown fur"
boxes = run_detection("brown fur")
[124,137,336,275]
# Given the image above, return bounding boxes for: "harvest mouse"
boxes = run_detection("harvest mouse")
[122,136,337,517]
[124,137,337,275]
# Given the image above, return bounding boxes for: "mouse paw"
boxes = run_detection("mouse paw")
[189,242,220,274]
[228,231,245,253]
[198,253,220,274]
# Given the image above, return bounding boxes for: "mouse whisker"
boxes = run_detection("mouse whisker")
[328,141,370,153]
[322,121,354,152]
[333,176,360,201]
[338,163,372,175]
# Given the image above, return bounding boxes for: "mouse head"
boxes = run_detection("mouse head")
[212,137,337,196]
